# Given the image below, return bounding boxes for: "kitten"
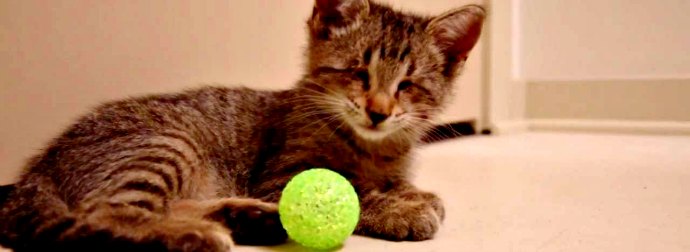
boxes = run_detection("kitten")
[0,0,484,251]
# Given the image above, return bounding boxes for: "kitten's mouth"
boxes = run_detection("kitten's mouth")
[365,125,379,130]
[350,123,392,141]
[342,116,391,140]
[359,123,386,132]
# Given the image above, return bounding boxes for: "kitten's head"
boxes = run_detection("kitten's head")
[298,0,485,141]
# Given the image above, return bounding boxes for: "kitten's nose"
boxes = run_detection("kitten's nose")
[367,111,389,127]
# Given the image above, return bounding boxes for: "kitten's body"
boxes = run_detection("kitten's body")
[0,1,484,251]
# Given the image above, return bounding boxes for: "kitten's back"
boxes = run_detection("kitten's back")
[0,86,288,250]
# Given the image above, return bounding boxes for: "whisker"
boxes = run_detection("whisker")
[327,121,348,140]
[310,114,344,135]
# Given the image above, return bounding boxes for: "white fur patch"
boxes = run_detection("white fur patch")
[210,229,234,252]
[330,19,362,38]
[108,190,159,205]
[389,60,411,95]
[368,47,381,89]
[351,126,391,141]
[428,207,442,229]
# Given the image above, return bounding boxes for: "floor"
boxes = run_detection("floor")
[238,132,690,252]
[3,132,690,251]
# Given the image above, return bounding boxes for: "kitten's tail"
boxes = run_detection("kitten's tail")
[0,174,77,251]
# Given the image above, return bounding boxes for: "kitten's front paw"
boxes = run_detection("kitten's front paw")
[395,200,444,241]
[357,191,445,241]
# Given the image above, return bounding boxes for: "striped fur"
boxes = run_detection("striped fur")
[0,1,484,251]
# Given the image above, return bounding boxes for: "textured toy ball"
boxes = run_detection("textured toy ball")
[278,168,360,250]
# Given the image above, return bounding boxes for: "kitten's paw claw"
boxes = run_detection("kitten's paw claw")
[404,202,443,241]
[383,202,442,241]
[399,191,445,221]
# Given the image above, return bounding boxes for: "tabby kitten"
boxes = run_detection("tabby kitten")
[0,0,484,251]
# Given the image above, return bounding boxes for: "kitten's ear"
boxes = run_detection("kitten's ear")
[427,5,486,75]
[309,0,370,39]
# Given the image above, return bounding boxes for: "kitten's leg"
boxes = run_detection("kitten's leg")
[41,131,236,251]
[0,174,233,252]
[355,183,445,241]
[170,198,287,245]
[59,203,233,252]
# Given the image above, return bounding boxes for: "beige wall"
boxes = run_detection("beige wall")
[484,0,690,134]
[0,0,484,184]
[0,0,309,184]
[518,0,690,80]
[519,0,690,133]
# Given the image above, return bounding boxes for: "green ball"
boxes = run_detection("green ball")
[278,168,360,250]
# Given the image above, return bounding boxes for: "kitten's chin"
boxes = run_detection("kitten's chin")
[351,125,393,141]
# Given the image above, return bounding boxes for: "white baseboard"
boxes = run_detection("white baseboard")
[492,120,530,135]
[490,119,690,135]
[528,119,690,135]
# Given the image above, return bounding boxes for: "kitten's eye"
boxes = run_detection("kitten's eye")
[363,47,373,65]
[314,66,347,75]
[397,80,414,92]
[355,70,370,90]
